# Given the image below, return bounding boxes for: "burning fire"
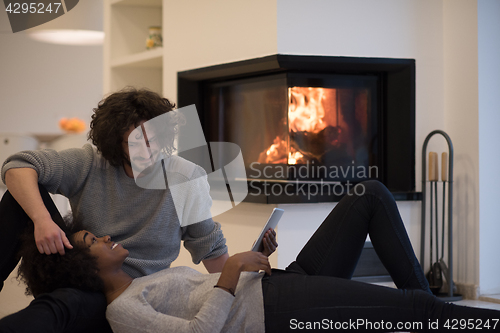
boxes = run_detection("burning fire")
[288,151,304,165]
[260,87,336,165]
[288,87,327,134]
[263,136,287,164]
[257,85,370,169]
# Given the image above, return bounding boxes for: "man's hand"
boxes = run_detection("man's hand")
[34,219,73,255]
[4,168,73,255]
[261,229,278,257]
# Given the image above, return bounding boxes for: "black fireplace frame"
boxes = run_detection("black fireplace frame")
[178,54,419,203]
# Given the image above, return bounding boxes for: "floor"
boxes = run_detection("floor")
[454,299,500,311]
[372,280,500,311]
[475,294,500,310]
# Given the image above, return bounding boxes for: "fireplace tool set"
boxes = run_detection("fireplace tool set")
[420,130,462,301]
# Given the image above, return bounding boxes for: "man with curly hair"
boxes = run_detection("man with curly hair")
[0,88,228,332]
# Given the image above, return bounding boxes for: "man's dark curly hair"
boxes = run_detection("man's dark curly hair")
[88,87,176,167]
[17,219,103,297]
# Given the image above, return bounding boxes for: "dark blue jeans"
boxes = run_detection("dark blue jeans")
[262,180,500,332]
[0,186,111,333]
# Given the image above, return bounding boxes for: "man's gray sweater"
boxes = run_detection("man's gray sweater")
[1,144,227,278]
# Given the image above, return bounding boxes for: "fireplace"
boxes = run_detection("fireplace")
[178,55,418,203]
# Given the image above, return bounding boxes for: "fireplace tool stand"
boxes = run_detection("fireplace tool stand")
[420,130,462,301]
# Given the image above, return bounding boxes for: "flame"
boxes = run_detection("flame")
[264,138,304,164]
[288,151,304,165]
[258,87,337,165]
[288,87,327,133]
[263,136,287,164]
[266,141,280,156]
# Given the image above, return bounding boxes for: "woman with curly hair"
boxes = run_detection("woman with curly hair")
[17,221,104,298]
[0,185,111,333]
[7,181,500,333]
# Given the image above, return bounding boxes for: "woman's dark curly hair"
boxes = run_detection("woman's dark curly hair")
[17,219,104,297]
[88,87,177,167]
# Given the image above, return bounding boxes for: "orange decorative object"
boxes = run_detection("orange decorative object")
[59,117,86,133]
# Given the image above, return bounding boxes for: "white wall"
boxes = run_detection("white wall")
[478,0,500,295]
[442,0,480,295]
[162,0,278,102]
[276,201,421,270]
[0,9,102,135]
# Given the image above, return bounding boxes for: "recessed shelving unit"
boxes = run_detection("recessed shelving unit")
[104,0,163,94]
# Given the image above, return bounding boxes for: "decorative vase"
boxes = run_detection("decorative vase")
[146,26,162,50]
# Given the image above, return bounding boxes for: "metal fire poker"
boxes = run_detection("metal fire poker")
[420,130,461,301]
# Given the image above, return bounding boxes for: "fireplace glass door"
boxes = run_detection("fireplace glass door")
[204,73,380,182]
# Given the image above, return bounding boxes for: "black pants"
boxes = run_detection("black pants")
[0,186,111,333]
[263,180,500,332]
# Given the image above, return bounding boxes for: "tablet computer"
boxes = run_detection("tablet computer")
[251,208,284,252]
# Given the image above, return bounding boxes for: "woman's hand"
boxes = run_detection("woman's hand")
[261,229,278,257]
[216,251,272,295]
[229,251,272,275]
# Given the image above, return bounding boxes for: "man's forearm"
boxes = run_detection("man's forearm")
[4,168,51,224]
[5,168,72,254]
[203,252,229,273]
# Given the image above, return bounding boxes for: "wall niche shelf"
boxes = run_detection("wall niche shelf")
[111,0,161,7]
[111,47,163,69]
[104,0,163,94]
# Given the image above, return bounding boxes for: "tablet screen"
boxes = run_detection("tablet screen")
[251,208,284,252]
